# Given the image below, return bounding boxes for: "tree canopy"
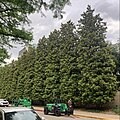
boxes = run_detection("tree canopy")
[76,5,117,105]
[0,0,70,64]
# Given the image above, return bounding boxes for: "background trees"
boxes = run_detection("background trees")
[0,5,118,107]
[110,41,120,90]
[32,37,48,102]
[59,21,80,101]
[0,48,9,65]
[43,30,61,102]
[77,5,117,105]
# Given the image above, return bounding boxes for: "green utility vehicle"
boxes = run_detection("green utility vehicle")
[12,98,32,108]
[44,103,73,116]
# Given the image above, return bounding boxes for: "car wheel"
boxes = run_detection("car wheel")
[64,110,67,115]
[55,109,61,116]
[44,107,48,115]
[67,110,71,116]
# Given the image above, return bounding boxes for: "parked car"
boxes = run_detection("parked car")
[0,99,9,107]
[0,107,45,120]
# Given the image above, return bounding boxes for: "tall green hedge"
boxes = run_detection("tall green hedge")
[0,6,118,106]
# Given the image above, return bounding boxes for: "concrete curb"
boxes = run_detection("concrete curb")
[73,114,104,120]
[73,114,114,120]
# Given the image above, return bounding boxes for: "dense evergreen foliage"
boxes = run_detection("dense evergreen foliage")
[0,6,118,106]
[0,48,9,65]
[76,6,118,105]
[109,42,120,90]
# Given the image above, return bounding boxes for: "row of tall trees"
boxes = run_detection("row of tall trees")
[0,6,118,106]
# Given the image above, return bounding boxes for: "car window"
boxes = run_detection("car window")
[5,110,42,120]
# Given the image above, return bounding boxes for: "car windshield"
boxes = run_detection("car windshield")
[5,110,42,120]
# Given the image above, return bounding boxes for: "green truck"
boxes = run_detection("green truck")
[44,103,73,116]
[12,98,32,108]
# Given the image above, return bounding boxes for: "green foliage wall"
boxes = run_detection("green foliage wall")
[0,6,118,106]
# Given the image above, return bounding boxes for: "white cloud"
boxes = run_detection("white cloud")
[107,20,119,32]
[5,57,18,64]
[95,0,119,21]
[106,19,119,43]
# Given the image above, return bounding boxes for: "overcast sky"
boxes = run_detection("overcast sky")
[6,0,119,63]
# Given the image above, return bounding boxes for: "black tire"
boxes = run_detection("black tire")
[44,107,49,115]
[55,109,61,116]
[64,110,67,115]
[67,111,70,116]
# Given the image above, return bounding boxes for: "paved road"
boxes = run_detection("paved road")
[37,111,97,120]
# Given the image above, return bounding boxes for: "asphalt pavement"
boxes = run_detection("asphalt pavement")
[37,110,97,120]
[33,106,120,120]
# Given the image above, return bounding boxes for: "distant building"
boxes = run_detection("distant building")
[18,47,27,58]
[18,43,37,58]
[18,42,29,57]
